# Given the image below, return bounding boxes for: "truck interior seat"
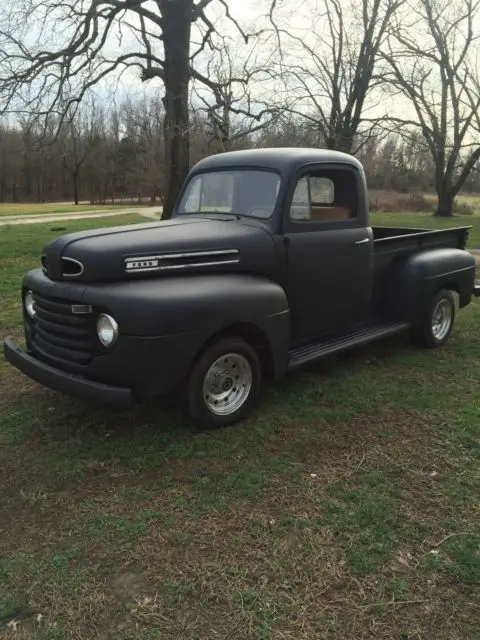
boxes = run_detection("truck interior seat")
[310,205,351,221]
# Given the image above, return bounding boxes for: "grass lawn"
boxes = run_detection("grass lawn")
[372,211,480,248]
[1,217,479,639]
[0,203,141,217]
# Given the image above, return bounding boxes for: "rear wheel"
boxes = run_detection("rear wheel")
[187,338,262,428]
[410,289,455,348]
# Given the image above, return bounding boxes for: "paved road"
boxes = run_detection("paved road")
[0,206,162,226]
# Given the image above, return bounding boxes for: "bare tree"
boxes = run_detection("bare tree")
[0,123,20,202]
[118,96,165,203]
[270,0,403,153]
[383,0,480,216]
[57,108,96,205]
[191,36,279,151]
[0,0,261,218]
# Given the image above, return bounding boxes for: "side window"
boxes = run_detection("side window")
[289,170,357,223]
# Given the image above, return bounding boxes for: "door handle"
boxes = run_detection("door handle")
[355,238,370,245]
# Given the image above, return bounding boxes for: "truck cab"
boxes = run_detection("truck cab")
[4,148,478,427]
[175,149,373,342]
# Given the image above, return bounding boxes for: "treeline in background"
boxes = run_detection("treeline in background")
[1,98,479,213]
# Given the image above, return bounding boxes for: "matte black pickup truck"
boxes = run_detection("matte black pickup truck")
[4,148,480,427]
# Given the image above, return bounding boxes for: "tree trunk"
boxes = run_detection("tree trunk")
[73,173,79,205]
[336,130,354,155]
[435,187,454,217]
[326,129,354,155]
[161,0,193,220]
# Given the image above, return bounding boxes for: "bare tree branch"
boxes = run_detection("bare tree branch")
[382,0,480,216]
[267,0,404,153]
[191,34,280,150]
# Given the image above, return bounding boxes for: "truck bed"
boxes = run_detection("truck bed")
[372,226,471,267]
[371,225,472,307]
[372,225,471,250]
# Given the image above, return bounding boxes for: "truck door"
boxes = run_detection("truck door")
[284,165,373,342]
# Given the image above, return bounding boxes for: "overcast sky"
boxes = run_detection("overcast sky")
[1,0,479,143]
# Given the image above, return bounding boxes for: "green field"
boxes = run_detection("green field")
[0,203,138,217]
[372,212,480,248]
[1,217,479,639]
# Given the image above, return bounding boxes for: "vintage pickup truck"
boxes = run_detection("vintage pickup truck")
[4,148,480,427]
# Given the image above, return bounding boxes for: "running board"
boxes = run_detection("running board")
[288,321,410,370]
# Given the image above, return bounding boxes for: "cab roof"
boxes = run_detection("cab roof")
[191,147,363,174]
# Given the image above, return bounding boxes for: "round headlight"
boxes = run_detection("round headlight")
[25,290,36,319]
[97,314,119,347]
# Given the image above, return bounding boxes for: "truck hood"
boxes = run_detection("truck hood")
[41,216,276,284]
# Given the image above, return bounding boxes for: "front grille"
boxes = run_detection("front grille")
[31,292,94,372]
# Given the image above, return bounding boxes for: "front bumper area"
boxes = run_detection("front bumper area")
[3,337,133,407]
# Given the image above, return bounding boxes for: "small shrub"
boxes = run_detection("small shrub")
[368,189,435,213]
[407,192,434,212]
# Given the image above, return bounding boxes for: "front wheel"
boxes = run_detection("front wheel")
[187,338,262,428]
[410,289,455,348]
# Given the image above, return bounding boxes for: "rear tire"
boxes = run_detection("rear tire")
[410,289,455,348]
[187,338,262,429]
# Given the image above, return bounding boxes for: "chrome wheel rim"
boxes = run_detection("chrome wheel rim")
[203,353,252,416]
[432,298,452,341]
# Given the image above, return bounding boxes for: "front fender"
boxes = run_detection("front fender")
[23,270,291,390]
[84,273,286,332]
[86,273,291,379]
[382,248,476,323]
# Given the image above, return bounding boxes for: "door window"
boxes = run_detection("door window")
[289,169,357,223]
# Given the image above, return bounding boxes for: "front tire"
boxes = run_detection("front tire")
[410,289,455,348]
[187,338,262,428]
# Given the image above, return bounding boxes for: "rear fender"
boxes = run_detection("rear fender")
[382,248,476,324]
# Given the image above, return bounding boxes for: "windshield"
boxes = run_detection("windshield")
[177,169,281,219]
